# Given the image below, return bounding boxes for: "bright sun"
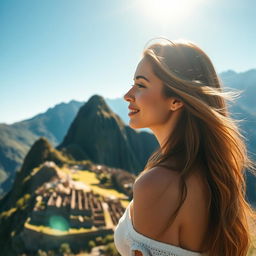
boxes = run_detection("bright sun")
[137,0,203,23]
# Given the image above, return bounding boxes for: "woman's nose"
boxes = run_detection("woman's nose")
[123,88,134,102]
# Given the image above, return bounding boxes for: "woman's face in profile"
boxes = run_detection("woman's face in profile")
[123,57,172,130]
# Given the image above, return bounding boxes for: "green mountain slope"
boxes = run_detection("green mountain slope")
[0,137,71,256]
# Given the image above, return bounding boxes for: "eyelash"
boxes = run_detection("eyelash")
[131,83,146,88]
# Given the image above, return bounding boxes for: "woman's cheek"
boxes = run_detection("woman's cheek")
[136,91,149,106]
[138,90,154,104]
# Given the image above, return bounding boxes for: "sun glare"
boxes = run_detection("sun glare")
[138,0,203,23]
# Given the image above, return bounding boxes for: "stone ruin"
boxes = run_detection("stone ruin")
[30,189,107,229]
[28,162,128,232]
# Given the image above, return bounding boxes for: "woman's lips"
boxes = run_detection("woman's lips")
[128,105,140,116]
[128,109,140,116]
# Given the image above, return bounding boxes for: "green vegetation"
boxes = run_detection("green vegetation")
[36,246,74,256]
[16,193,31,209]
[22,166,41,183]
[87,235,117,254]
[95,236,103,244]
[0,194,31,219]
[36,249,48,256]
[98,172,112,185]
[88,240,96,250]
[103,242,120,256]
[59,243,72,255]
[0,207,17,219]
[103,234,114,244]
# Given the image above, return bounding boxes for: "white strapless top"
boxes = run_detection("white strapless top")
[114,200,208,256]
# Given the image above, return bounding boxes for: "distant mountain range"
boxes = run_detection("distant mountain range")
[0,69,256,205]
[0,100,84,196]
[220,69,256,114]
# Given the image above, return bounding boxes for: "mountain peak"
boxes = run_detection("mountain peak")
[19,137,67,181]
[219,70,237,79]
[33,137,52,150]
[19,137,53,177]
[57,94,125,152]
[88,94,105,104]
[85,94,112,113]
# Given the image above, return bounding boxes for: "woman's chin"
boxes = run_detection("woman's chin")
[129,121,144,129]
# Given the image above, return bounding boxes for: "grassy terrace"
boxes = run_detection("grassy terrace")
[61,167,130,207]
[24,221,98,235]
[0,207,17,218]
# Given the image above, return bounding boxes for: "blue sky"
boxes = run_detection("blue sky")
[0,0,255,124]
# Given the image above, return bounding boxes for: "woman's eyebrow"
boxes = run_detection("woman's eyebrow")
[133,75,150,82]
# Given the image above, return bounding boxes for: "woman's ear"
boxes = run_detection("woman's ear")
[169,98,184,111]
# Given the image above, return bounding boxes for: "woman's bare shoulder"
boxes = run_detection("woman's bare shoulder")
[131,166,182,238]
[131,166,211,250]
[133,166,209,207]
[133,166,181,203]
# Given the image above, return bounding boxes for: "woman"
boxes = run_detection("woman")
[114,38,256,256]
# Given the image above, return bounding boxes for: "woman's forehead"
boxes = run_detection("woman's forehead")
[134,58,153,80]
[134,57,164,88]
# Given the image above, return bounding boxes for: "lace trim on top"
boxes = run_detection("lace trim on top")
[126,200,206,256]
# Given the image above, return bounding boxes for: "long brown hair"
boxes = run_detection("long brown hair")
[136,38,256,255]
